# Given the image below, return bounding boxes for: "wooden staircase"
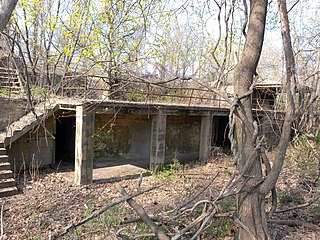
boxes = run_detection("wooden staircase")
[0,143,18,198]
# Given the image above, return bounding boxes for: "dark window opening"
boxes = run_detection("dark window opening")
[55,116,76,164]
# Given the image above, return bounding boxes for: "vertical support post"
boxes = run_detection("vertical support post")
[150,110,166,171]
[199,113,213,162]
[74,105,95,185]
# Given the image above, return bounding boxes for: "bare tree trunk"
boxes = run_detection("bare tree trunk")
[0,0,18,33]
[233,0,269,239]
[233,0,298,239]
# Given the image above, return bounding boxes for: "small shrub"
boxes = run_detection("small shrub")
[286,135,320,180]
[219,198,236,212]
[152,159,182,179]
[206,218,233,238]
[136,222,153,240]
[278,193,294,205]
[100,205,121,228]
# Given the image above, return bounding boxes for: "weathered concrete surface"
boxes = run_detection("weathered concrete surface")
[165,115,200,163]
[150,110,166,170]
[7,116,55,170]
[199,114,213,161]
[59,163,148,183]
[74,105,94,185]
[94,114,152,163]
[0,98,27,131]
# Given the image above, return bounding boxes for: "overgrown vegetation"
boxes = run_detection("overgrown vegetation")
[152,159,183,179]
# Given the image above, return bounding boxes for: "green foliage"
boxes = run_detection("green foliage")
[0,87,10,96]
[219,198,236,212]
[152,159,182,179]
[84,199,96,216]
[99,205,121,228]
[315,134,320,145]
[33,236,43,240]
[310,205,320,215]
[136,222,153,239]
[64,203,121,239]
[278,192,295,205]
[278,191,304,206]
[286,135,320,180]
[205,218,233,238]
[84,199,120,228]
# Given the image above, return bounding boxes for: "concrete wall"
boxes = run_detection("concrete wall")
[7,116,56,170]
[0,98,28,131]
[165,115,201,163]
[93,114,152,165]
[93,114,203,166]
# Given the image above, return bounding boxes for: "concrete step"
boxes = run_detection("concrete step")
[0,170,13,179]
[0,178,16,188]
[0,186,18,198]
[0,148,6,155]
[0,155,8,163]
[0,162,10,171]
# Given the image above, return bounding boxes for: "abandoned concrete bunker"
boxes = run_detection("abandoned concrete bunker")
[1,99,237,184]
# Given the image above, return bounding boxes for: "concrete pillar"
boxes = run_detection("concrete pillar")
[199,114,213,161]
[150,110,166,171]
[74,105,95,185]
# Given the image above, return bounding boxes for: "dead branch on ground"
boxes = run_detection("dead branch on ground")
[52,184,160,239]
[115,183,170,240]
[116,228,156,240]
[275,193,320,213]
[268,219,320,231]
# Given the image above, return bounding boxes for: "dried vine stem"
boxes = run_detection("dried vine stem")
[174,172,219,214]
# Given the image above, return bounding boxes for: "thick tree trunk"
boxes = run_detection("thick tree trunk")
[233,0,268,239]
[0,0,18,32]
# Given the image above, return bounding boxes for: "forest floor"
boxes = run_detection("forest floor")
[1,152,320,240]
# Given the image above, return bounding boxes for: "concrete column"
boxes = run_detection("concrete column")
[199,114,213,161]
[74,105,95,185]
[150,110,166,171]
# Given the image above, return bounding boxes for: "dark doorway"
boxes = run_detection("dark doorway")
[55,116,76,164]
[215,116,231,149]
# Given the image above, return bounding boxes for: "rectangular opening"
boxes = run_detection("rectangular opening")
[55,116,76,167]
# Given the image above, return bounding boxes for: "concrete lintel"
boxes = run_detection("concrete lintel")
[74,105,95,185]
[163,109,211,116]
[150,110,166,171]
[199,114,213,162]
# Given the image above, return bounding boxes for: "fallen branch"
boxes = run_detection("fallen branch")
[275,193,320,213]
[120,216,183,227]
[52,185,160,239]
[268,219,320,231]
[116,228,156,239]
[115,183,170,240]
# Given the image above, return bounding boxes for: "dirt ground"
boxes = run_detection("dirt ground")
[1,156,320,240]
